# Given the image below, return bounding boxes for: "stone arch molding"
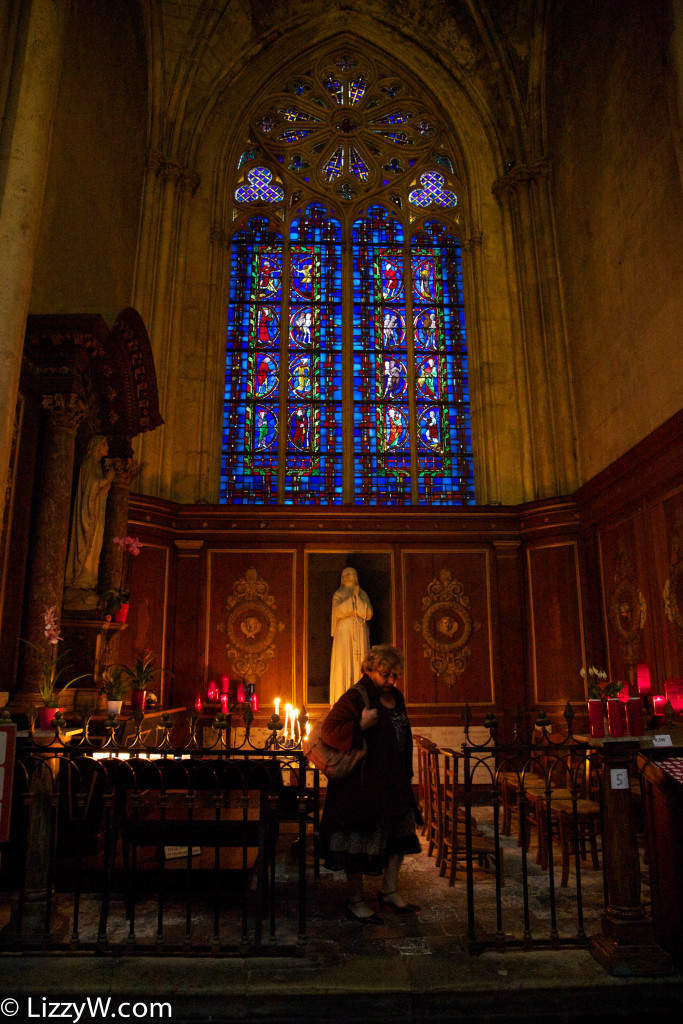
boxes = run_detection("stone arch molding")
[134,8,573,507]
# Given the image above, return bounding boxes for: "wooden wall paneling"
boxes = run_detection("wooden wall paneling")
[598,512,648,689]
[304,548,394,707]
[119,541,171,705]
[491,541,526,727]
[526,541,585,707]
[650,487,683,683]
[206,549,295,716]
[171,540,205,709]
[401,548,494,709]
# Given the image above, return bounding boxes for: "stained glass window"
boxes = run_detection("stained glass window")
[221,51,475,506]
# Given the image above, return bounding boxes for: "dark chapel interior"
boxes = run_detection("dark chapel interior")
[0,0,683,1013]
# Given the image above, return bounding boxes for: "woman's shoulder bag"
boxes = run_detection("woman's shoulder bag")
[302,682,370,780]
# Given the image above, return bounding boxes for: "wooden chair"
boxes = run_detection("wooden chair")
[540,747,602,887]
[422,738,443,863]
[439,746,504,886]
[412,734,429,836]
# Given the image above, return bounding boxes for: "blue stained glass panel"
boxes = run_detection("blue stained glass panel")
[222,221,283,504]
[285,206,343,505]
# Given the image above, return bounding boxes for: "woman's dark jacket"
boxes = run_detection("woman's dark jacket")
[319,674,418,836]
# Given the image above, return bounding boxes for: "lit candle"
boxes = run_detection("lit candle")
[274,697,280,719]
[221,675,230,694]
[220,693,230,713]
[293,708,300,744]
[208,681,218,701]
[237,682,246,703]
[284,703,293,741]
[652,695,666,717]
[251,692,259,712]
[636,665,651,695]
[305,720,311,740]
[195,695,202,711]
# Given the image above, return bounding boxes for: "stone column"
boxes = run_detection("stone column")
[492,161,578,499]
[0,0,72,529]
[99,456,139,593]
[15,392,86,710]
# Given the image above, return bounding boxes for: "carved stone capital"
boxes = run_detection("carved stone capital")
[179,170,201,196]
[145,149,166,176]
[41,392,87,432]
[492,159,550,203]
[210,225,229,248]
[104,456,140,488]
[463,233,483,254]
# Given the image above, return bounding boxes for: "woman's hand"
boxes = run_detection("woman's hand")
[360,708,378,730]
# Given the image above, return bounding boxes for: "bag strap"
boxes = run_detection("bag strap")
[351,680,371,710]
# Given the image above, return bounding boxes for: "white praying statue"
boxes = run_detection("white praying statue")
[329,567,373,705]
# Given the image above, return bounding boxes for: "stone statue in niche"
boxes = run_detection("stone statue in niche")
[329,567,373,704]
[63,434,115,610]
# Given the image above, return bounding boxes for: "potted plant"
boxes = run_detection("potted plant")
[123,650,171,711]
[101,664,130,715]
[20,607,91,729]
[99,588,130,622]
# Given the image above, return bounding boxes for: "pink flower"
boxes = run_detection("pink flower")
[113,535,142,556]
[43,606,62,645]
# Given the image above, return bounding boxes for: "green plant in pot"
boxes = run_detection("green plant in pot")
[99,588,130,618]
[123,650,172,711]
[101,664,131,714]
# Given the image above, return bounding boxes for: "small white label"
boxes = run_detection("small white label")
[164,845,201,860]
[610,768,629,790]
[653,734,673,747]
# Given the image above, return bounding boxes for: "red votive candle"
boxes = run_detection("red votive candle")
[207,681,218,701]
[236,682,246,703]
[221,675,230,694]
[588,699,605,738]
[195,696,202,712]
[664,681,683,714]
[251,692,259,712]
[652,695,666,717]
[636,665,651,695]
[220,693,229,713]
[626,697,644,736]
[608,698,625,737]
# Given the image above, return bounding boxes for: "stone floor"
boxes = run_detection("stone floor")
[0,814,681,1023]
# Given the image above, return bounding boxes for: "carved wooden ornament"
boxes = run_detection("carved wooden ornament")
[664,520,683,651]
[218,568,284,684]
[414,567,475,686]
[607,541,646,667]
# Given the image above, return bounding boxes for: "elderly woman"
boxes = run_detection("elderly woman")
[319,643,421,923]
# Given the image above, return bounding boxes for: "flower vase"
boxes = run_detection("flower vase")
[114,603,129,623]
[587,699,606,738]
[106,699,123,716]
[38,706,62,730]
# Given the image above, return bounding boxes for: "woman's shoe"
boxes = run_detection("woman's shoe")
[346,899,384,925]
[377,890,420,914]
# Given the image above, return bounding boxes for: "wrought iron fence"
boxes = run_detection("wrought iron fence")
[1,709,316,956]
